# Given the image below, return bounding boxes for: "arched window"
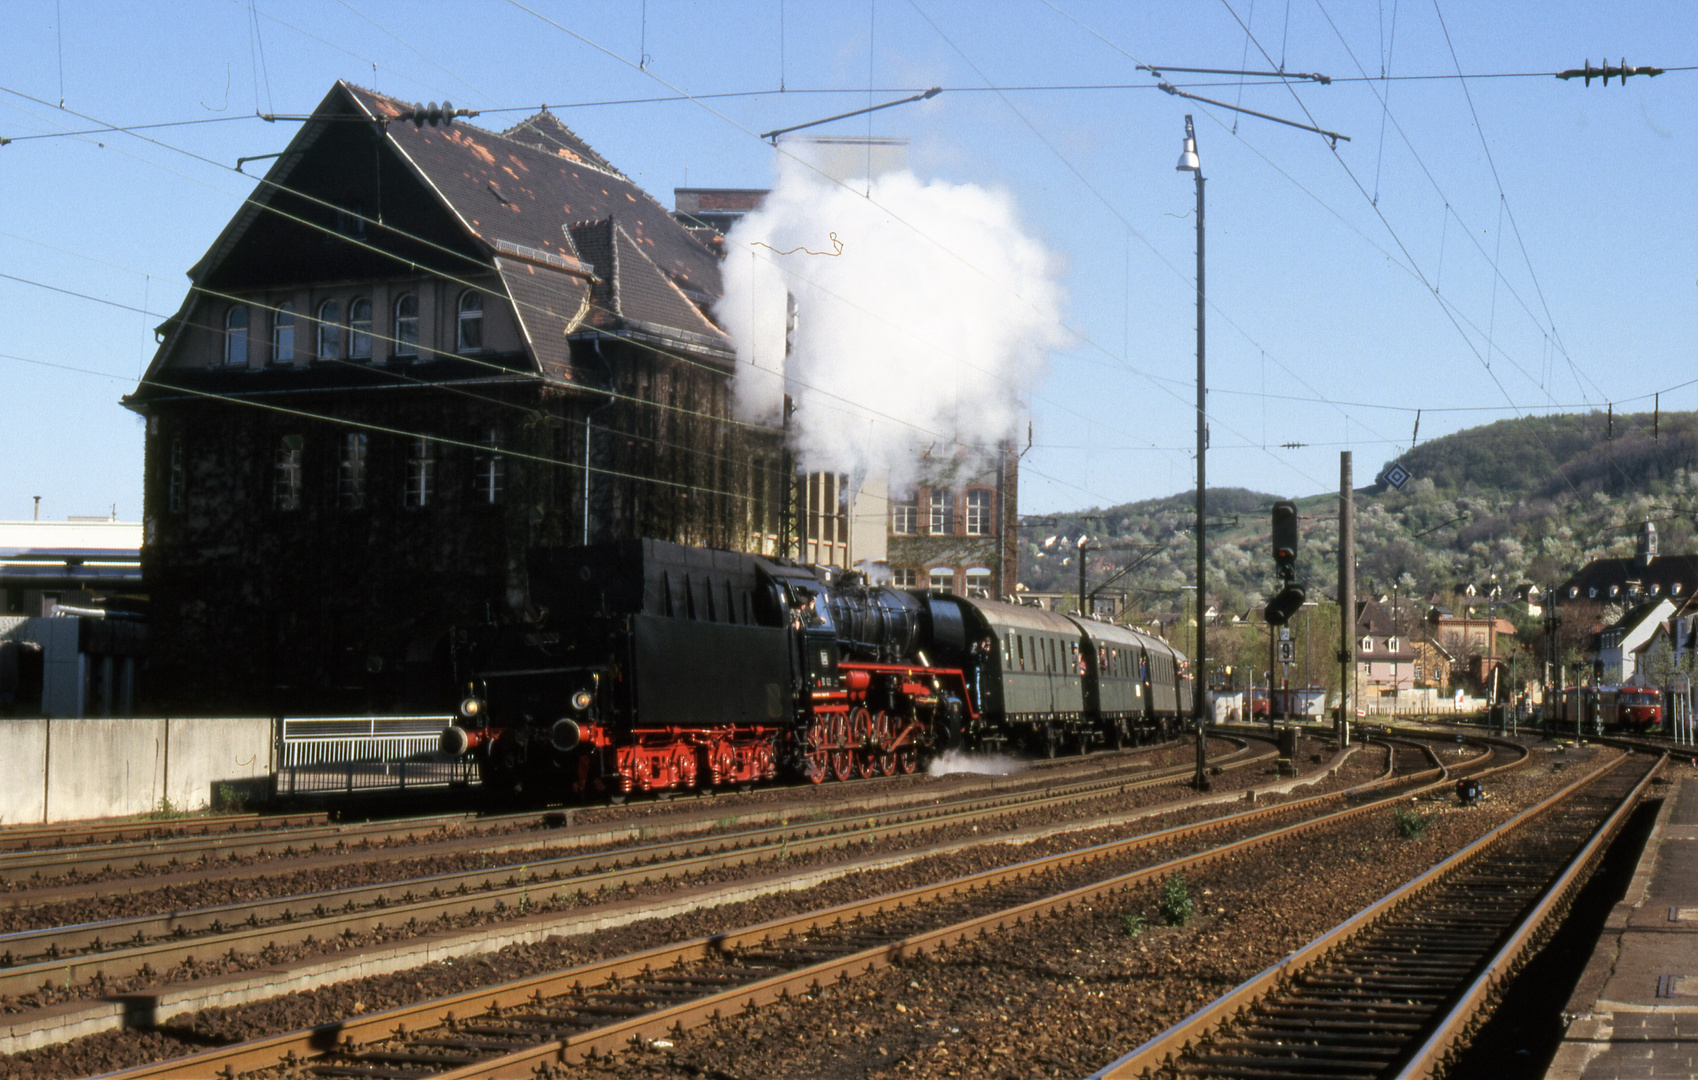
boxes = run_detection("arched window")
[964,490,992,536]
[224,306,249,366]
[393,293,419,357]
[928,567,955,593]
[457,291,484,352]
[349,298,372,359]
[317,299,340,360]
[271,303,295,364]
[964,567,992,598]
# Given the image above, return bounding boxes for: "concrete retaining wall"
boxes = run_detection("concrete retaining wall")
[0,717,273,825]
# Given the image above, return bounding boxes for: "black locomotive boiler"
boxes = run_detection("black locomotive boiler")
[439,539,1192,799]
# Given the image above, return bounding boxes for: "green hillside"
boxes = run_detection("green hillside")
[1021,408,1698,624]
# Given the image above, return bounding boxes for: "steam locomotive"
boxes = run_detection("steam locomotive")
[439,539,1192,799]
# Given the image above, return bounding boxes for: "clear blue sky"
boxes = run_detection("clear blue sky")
[0,1,1691,522]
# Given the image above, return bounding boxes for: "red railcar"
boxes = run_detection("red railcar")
[1551,685,1662,734]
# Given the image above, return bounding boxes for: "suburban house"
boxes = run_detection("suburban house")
[1355,598,1416,698]
[1596,598,1677,684]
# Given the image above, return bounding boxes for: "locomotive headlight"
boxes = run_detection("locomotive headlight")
[459,696,483,719]
[571,688,594,711]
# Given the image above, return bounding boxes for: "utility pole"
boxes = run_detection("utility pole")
[1177,115,1210,791]
[1338,452,1354,745]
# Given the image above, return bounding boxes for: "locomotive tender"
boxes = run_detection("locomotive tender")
[440,539,1192,799]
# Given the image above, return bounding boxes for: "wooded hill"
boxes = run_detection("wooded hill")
[1021,407,1698,627]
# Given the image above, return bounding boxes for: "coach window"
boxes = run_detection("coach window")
[1016,635,1025,671]
[349,298,373,359]
[271,303,296,364]
[223,305,248,365]
[393,293,419,358]
[457,291,484,353]
[317,299,341,360]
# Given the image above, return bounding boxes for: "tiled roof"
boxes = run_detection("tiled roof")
[340,83,728,354]
[1558,554,1698,598]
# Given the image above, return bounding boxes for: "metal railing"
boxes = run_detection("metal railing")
[275,715,477,795]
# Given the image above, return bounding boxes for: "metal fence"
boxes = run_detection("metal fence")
[275,715,478,795]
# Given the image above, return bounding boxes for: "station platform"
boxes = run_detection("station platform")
[1547,776,1698,1078]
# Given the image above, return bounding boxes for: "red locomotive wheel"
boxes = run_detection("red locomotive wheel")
[801,722,829,783]
[829,712,854,782]
[850,707,876,779]
[897,746,918,774]
[874,711,897,776]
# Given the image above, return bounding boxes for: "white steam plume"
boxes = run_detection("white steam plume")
[715,156,1067,490]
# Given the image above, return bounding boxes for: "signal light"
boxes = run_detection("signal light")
[1265,584,1307,626]
[1271,500,1299,580]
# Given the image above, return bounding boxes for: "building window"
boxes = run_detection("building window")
[1570,586,1579,599]
[394,293,419,357]
[1388,636,1398,651]
[892,568,917,588]
[1676,583,1685,597]
[1414,662,1423,681]
[457,291,484,352]
[273,436,303,511]
[965,567,992,598]
[317,299,340,360]
[224,306,248,366]
[272,303,295,364]
[929,567,955,593]
[964,490,992,536]
[1610,585,1620,597]
[1361,635,1372,653]
[349,298,372,359]
[167,438,185,514]
[928,490,954,535]
[405,436,435,508]
[474,428,505,505]
[891,497,918,535]
[338,432,367,509]
[1588,587,1597,599]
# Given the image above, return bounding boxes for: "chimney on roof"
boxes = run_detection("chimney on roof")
[1637,519,1658,569]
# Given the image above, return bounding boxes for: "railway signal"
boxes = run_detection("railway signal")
[1265,499,1306,626]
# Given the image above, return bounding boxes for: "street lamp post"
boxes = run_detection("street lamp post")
[1177,115,1209,791]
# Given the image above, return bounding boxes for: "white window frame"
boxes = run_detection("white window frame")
[273,436,302,511]
[964,489,992,536]
[928,490,953,536]
[928,567,955,593]
[892,568,917,588]
[891,499,918,535]
[474,427,505,505]
[337,432,368,510]
[964,567,992,598]
[405,436,435,509]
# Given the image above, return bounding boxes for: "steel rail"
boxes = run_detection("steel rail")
[0,738,1274,998]
[1392,751,1663,1078]
[1086,746,1654,1079]
[92,736,1514,1079]
[0,738,1258,891]
[0,811,330,853]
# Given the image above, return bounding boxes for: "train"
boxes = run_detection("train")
[1547,684,1663,735]
[438,538,1194,799]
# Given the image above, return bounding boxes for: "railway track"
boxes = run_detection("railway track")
[1089,746,1660,1080]
[0,812,330,854]
[0,740,1256,894]
[88,735,1514,1079]
[0,738,1275,1001]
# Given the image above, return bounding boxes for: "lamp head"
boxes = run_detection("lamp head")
[1176,113,1200,172]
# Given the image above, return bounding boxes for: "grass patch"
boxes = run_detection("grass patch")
[1158,874,1196,927]
[1394,804,1433,840]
